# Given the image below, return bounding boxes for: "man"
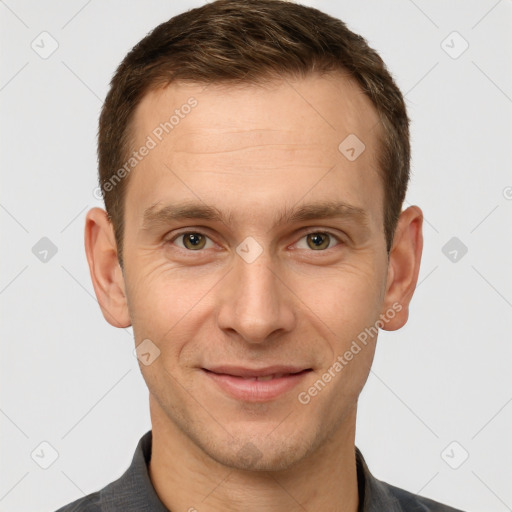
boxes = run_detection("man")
[56,0,465,510]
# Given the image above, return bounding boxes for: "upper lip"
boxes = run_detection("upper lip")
[203,365,311,378]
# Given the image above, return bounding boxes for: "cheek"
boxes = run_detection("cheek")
[124,258,223,356]
[290,259,384,337]
[301,267,383,407]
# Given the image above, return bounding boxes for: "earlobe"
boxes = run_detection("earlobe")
[381,205,423,331]
[84,207,131,328]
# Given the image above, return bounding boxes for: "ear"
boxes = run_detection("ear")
[380,205,423,331]
[84,207,131,328]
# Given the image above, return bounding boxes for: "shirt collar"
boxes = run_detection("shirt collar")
[355,446,404,512]
[101,430,168,512]
[102,430,403,512]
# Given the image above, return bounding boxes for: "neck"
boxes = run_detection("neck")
[148,397,360,512]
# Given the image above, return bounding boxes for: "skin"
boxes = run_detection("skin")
[85,72,423,512]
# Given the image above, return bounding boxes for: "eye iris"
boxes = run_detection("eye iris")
[307,232,330,250]
[183,233,206,250]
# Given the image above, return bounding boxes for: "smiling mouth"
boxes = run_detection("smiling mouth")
[201,368,313,402]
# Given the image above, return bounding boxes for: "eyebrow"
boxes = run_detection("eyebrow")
[142,199,370,231]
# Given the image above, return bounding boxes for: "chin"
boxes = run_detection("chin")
[202,427,318,473]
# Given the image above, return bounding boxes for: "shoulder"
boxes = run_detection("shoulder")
[383,481,467,512]
[54,491,102,512]
[355,446,466,512]
[53,430,165,512]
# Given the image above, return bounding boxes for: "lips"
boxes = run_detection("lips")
[202,365,311,379]
[202,366,312,402]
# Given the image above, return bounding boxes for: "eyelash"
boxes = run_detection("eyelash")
[167,229,344,253]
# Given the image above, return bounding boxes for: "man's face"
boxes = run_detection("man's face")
[122,74,392,470]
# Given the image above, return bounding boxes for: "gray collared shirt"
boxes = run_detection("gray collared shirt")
[55,430,466,511]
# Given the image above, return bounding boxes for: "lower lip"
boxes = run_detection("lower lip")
[202,369,311,402]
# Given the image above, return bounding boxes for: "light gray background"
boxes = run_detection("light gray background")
[1,1,511,511]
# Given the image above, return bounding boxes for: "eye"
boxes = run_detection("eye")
[296,231,341,251]
[172,232,214,251]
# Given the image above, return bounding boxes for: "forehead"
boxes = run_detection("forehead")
[126,73,384,232]
[133,72,380,151]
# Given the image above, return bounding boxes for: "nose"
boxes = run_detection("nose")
[216,249,296,344]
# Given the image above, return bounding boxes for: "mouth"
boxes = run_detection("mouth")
[201,366,313,402]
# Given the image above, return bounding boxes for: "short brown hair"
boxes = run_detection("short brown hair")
[98,0,410,265]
